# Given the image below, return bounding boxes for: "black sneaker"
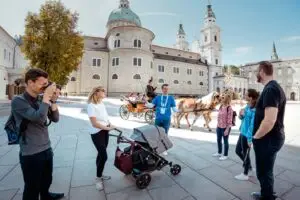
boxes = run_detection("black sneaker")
[251,192,278,200]
[42,192,64,200]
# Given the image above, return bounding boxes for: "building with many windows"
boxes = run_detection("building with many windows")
[0,26,28,99]
[241,42,300,100]
[65,0,222,96]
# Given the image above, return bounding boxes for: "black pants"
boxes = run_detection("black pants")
[20,148,53,200]
[91,130,109,178]
[216,127,230,156]
[253,136,284,200]
[235,135,252,175]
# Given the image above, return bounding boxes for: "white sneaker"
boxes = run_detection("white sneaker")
[219,156,228,161]
[248,168,256,177]
[212,153,222,157]
[234,173,249,181]
[95,178,104,191]
[163,151,168,156]
[100,175,111,181]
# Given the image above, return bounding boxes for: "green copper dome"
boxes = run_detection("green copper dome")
[107,7,141,27]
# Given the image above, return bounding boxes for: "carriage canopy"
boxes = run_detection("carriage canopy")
[131,125,173,154]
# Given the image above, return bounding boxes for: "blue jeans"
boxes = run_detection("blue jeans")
[216,127,230,156]
[155,118,170,134]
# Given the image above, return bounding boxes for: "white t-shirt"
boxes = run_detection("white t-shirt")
[87,102,110,134]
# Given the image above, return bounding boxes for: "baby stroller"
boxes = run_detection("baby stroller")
[110,125,182,189]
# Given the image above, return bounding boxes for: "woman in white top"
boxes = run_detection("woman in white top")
[87,86,116,191]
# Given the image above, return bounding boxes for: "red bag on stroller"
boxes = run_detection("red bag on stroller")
[114,147,133,175]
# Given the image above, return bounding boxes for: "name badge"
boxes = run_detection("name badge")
[160,108,166,114]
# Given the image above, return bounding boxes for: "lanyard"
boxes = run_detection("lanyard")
[161,95,169,107]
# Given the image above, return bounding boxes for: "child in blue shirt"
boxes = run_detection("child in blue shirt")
[235,89,260,181]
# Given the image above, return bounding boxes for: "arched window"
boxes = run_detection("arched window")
[70,77,76,81]
[112,74,118,80]
[134,39,141,48]
[234,88,237,92]
[174,80,179,84]
[216,87,220,93]
[199,82,204,86]
[214,35,217,42]
[187,81,192,85]
[133,74,141,80]
[158,79,164,84]
[114,40,120,48]
[243,88,246,95]
[92,74,100,80]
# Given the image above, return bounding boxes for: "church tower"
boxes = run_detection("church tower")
[200,3,222,66]
[174,24,189,51]
[271,42,279,60]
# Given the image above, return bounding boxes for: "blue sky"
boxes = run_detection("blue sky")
[0,0,299,65]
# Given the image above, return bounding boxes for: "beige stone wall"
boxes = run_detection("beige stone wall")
[0,66,8,99]
[213,76,248,98]
[66,50,109,95]
[153,58,208,95]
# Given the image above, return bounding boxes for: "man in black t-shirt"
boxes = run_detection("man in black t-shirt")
[251,61,286,200]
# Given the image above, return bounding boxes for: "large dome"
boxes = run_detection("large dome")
[107,7,141,27]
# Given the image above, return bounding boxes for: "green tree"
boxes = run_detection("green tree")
[22,0,84,86]
[223,65,241,75]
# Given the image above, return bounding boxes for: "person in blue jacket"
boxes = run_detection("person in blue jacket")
[235,89,260,181]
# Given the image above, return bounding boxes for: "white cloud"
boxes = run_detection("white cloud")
[138,12,180,17]
[234,46,253,55]
[281,36,300,42]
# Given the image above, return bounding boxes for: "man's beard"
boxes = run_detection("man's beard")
[256,74,262,83]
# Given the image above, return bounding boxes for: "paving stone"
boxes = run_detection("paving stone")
[0,165,23,192]
[146,171,177,190]
[273,178,294,197]
[0,165,15,180]
[171,167,235,200]
[192,150,237,168]
[103,165,135,194]
[282,187,300,200]
[71,159,97,187]
[0,145,14,157]
[107,187,152,200]
[172,150,212,171]
[50,167,73,197]
[148,184,190,200]
[70,185,106,200]
[276,157,300,173]
[199,165,259,200]
[0,147,19,166]
[182,196,197,200]
[0,189,18,200]
[54,135,78,150]
[11,193,22,200]
[277,170,300,186]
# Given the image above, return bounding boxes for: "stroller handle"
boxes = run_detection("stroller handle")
[109,128,123,139]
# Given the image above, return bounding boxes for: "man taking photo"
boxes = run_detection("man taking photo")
[11,68,64,200]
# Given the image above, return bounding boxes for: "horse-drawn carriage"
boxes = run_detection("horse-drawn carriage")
[119,95,155,124]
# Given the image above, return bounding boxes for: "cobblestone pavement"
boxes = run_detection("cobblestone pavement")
[0,98,299,200]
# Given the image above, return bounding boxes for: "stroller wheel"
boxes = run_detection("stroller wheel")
[136,173,151,189]
[170,164,181,176]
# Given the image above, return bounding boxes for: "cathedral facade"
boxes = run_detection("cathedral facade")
[65,0,223,97]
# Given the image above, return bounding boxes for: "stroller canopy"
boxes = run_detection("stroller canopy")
[131,125,173,154]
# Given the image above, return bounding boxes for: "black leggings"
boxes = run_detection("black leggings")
[235,134,252,175]
[91,130,109,178]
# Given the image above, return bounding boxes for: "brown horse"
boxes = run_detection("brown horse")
[172,92,221,131]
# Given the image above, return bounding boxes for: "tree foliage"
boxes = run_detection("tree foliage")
[223,65,241,75]
[22,0,84,86]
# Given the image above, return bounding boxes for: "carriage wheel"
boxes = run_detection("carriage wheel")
[170,164,181,176]
[119,105,130,120]
[145,110,155,124]
[136,173,151,189]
